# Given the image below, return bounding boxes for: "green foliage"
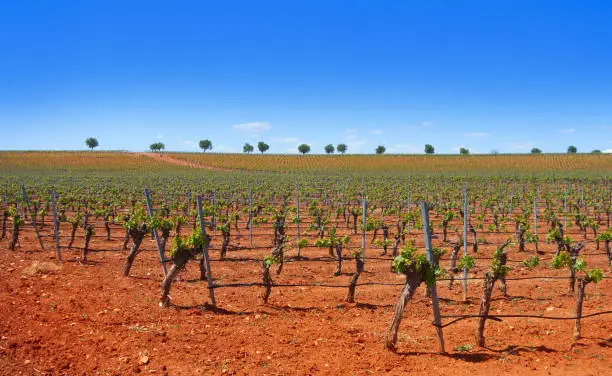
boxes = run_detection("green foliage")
[123,207,149,231]
[171,228,208,258]
[391,242,439,287]
[587,269,604,284]
[150,142,165,152]
[298,239,308,249]
[170,235,188,258]
[596,230,612,242]
[424,144,435,154]
[243,143,254,153]
[459,147,470,155]
[573,257,586,272]
[85,137,99,150]
[531,148,542,154]
[297,144,311,154]
[199,139,212,152]
[567,145,577,154]
[8,206,25,226]
[551,252,572,269]
[324,144,335,154]
[490,245,511,278]
[375,145,386,154]
[187,228,207,249]
[263,254,278,268]
[257,141,270,154]
[523,256,540,270]
[454,343,472,352]
[457,255,476,270]
[336,143,347,154]
[149,216,174,232]
[373,238,392,247]
[525,231,538,244]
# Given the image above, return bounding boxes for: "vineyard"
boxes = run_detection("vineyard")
[0,151,611,375]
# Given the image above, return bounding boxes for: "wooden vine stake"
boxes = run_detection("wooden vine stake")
[197,195,216,306]
[21,185,44,250]
[144,189,168,276]
[421,202,445,353]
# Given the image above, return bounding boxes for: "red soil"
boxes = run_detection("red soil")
[0,225,611,375]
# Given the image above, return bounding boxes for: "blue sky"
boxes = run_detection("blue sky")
[1,0,611,154]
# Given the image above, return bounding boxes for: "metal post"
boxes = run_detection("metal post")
[50,190,61,261]
[421,202,445,353]
[197,195,216,306]
[462,184,468,302]
[21,185,44,250]
[144,189,168,276]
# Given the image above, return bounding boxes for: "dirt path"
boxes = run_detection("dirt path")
[133,152,235,172]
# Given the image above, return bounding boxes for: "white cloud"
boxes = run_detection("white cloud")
[156,133,164,139]
[233,122,271,132]
[370,129,384,135]
[464,132,490,138]
[272,137,299,143]
[345,128,358,134]
[183,140,197,148]
[421,121,433,126]
[603,149,612,153]
[557,128,576,134]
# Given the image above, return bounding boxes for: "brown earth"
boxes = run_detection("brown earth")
[0,224,611,376]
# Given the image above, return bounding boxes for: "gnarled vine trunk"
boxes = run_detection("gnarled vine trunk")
[385,272,423,351]
[160,252,190,308]
[261,261,273,303]
[8,220,19,250]
[334,243,342,276]
[122,229,146,276]
[345,255,364,303]
[476,275,496,347]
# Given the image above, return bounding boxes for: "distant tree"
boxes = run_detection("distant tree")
[337,144,347,154]
[150,142,165,152]
[324,144,335,154]
[199,139,212,152]
[243,143,254,154]
[591,149,602,154]
[258,141,270,154]
[531,148,542,154]
[85,137,99,151]
[459,147,470,155]
[491,150,500,155]
[298,144,311,154]
[375,145,386,154]
[424,144,435,154]
[567,145,577,154]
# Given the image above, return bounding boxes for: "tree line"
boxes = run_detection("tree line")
[83,137,602,155]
